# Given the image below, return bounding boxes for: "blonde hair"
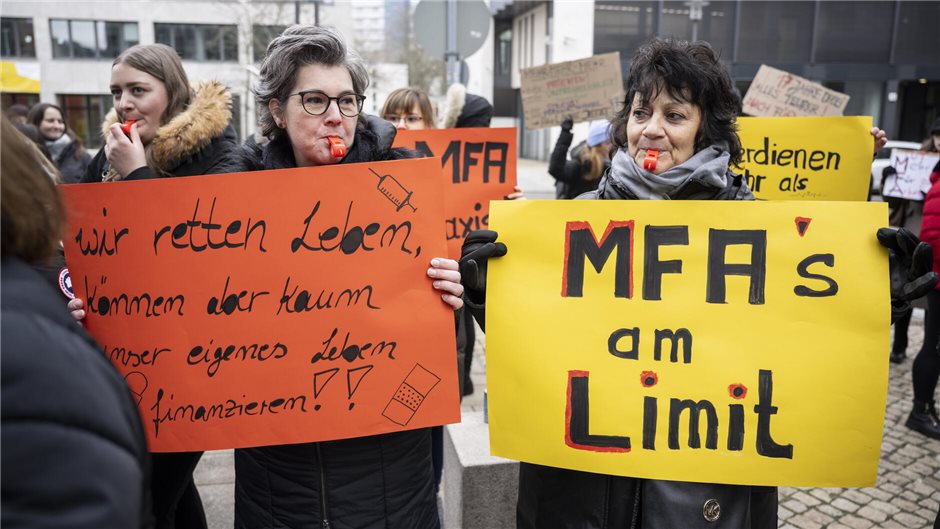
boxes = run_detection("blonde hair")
[580,144,608,182]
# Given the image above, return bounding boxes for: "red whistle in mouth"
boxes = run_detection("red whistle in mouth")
[120,119,136,137]
[327,136,346,159]
[643,149,659,171]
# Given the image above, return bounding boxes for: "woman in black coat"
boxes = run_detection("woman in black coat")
[27,102,92,184]
[229,25,464,529]
[68,43,239,529]
[1,116,151,529]
[459,38,913,529]
[549,118,612,199]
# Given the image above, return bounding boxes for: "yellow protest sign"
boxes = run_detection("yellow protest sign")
[487,200,889,487]
[737,116,873,201]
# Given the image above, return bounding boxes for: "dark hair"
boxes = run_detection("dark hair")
[5,103,29,121]
[611,38,742,167]
[1,117,65,263]
[26,103,64,133]
[26,102,87,160]
[381,87,436,129]
[255,25,369,140]
[113,44,192,126]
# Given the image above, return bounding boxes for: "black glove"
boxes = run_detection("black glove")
[459,230,507,307]
[877,227,939,323]
[561,117,573,132]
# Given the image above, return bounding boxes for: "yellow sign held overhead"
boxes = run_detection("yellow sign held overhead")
[487,200,889,487]
[737,116,873,201]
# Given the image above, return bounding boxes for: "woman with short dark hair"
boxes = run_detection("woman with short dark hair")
[231,24,462,529]
[517,37,771,529]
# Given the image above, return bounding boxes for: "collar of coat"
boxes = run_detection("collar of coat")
[101,80,232,179]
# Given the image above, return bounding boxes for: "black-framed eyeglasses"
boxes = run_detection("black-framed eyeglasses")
[289,90,366,117]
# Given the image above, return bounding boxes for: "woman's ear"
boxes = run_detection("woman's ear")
[268,99,284,128]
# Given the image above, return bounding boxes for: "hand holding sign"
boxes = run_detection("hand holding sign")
[459,230,507,324]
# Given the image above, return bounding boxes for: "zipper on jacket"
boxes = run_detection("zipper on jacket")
[316,443,331,529]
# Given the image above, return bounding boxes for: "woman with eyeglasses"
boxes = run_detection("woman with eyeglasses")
[229,25,462,529]
[381,87,437,130]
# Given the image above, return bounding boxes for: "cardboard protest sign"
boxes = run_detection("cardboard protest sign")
[394,127,517,258]
[486,200,889,487]
[743,65,849,117]
[882,149,938,201]
[737,116,873,201]
[520,52,624,130]
[60,158,460,452]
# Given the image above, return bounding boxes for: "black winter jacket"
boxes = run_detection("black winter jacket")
[548,130,606,199]
[230,115,440,529]
[1,257,151,529]
[53,138,92,184]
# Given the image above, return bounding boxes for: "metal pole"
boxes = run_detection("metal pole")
[446,0,460,86]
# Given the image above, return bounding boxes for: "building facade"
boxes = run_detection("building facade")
[0,0,425,149]
[494,0,940,159]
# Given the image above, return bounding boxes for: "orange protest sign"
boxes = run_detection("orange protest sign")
[60,158,459,452]
[393,127,518,258]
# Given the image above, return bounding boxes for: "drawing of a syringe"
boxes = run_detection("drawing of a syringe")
[369,168,418,213]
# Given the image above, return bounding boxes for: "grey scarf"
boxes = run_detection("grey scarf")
[609,145,731,200]
[45,135,71,163]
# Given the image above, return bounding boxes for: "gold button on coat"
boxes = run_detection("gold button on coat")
[703,498,721,522]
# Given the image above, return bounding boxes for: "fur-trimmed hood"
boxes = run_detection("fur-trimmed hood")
[100,80,232,180]
[440,83,466,129]
[439,83,493,129]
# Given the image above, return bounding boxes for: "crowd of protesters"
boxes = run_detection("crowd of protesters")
[2,24,938,529]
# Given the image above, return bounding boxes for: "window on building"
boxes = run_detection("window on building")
[497,29,512,77]
[658,1,734,58]
[2,93,40,111]
[1,17,36,58]
[737,2,814,63]
[815,1,893,63]
[155,23,238,62]
[59,94,110,149]
[252,25,286,63]
[230,92,242,143]
[895,1,940,65]
[593,2,656,59]
[50,19,138,59]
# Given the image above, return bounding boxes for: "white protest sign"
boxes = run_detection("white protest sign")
[743,65,849,117]
[882,149,938,200]
[520,53,624,130]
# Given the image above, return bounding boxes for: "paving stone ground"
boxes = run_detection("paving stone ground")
[775,309,939,529]
[196,159,940,528]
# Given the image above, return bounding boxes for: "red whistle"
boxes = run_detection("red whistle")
[643,149,659,171]
[327,136,346,159]
[120,119,137,137]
